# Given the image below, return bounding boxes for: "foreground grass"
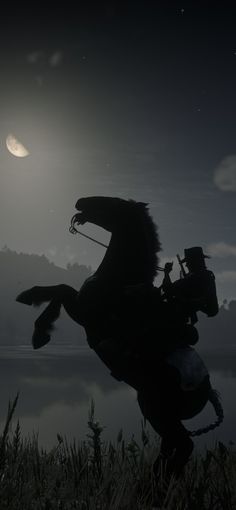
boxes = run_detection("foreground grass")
[0,395,235,509]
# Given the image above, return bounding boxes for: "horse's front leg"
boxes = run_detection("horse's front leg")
[18,285,81,349]
[32,298,62,349]
[17,284,80,349]
[17,285,59,306]
[16,284,77,307]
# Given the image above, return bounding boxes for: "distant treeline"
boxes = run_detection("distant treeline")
[0,246,92,345]
[0,245,235,351]
[198,299,236,349]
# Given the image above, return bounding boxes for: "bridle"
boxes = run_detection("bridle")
[69,214,165,271]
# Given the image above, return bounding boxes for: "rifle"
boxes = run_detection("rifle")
[176,254,198,325]
[177,253,186,278]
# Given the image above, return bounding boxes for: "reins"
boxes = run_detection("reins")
[69,224,108,248]
[69,217,165,270]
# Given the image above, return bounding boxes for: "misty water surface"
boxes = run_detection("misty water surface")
[0,344,235,452]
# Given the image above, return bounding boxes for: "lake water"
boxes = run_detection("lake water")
[0,344,235,452]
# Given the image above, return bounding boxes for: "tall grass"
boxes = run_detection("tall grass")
[0,394,235,509]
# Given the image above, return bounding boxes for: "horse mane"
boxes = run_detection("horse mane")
[75,196,162,283]
[128,200,161,280]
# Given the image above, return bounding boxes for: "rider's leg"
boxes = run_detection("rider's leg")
[175,323,199,347]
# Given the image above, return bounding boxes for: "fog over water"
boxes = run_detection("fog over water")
[0,344,235,452]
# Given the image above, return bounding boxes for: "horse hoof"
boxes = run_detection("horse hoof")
[32,329,51,349]
[16,289,34,305]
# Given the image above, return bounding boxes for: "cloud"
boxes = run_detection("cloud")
[27,51,43,64]
[207,242,236,258]
[214,155,236,191]
[216,271,236,283]
[46,247,57,258]
[27,50,63,68]
[49,51,63,67]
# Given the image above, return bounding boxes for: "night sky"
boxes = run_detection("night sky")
[0,3,236,302]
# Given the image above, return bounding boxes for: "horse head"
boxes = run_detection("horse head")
[70,196,161,285]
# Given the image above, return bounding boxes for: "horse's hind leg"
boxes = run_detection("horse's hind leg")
[137,387,194,482]
[154,427,193,481]
[167,430,193,479]
[151,429,193,507]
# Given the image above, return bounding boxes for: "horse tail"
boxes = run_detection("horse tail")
[188,388,224,437]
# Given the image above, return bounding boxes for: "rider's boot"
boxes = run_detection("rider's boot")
[178,324,199,346]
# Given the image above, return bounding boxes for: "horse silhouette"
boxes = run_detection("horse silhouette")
[16,196,223,482]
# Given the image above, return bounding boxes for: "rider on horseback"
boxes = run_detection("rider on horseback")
[160,246,219,346]
[16,198,224,484]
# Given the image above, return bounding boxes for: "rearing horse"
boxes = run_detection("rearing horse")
[16,196,223,482]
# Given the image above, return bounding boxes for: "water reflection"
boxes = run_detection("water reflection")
[0,345,235,451]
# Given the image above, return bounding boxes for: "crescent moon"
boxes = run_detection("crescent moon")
[6,134,29,158]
